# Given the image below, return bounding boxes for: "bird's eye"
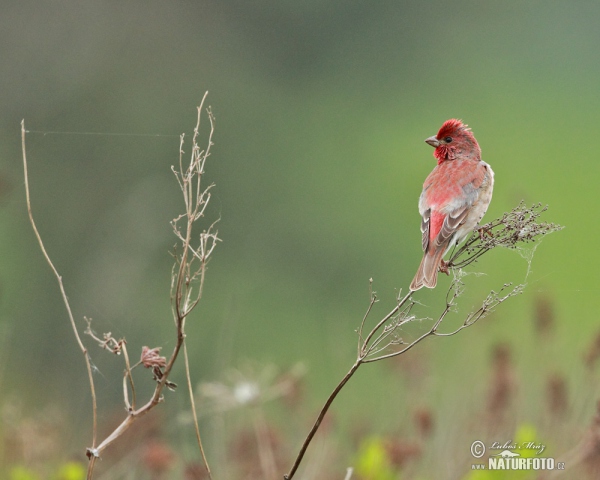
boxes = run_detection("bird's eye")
[444,136,453,143]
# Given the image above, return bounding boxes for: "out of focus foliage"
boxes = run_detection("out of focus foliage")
[0,0,598,477]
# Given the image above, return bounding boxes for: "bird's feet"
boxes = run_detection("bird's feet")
[439,259,450,276]
[477,226,493,241]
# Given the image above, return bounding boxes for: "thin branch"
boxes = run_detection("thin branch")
[21,120,99,473]
[360,291,412,356]
[357,280,377,356]
[82,94,217,478]
[121,342,136,411]
[184,340,213,480]
[364,300,416,357]
[284,358,362,480]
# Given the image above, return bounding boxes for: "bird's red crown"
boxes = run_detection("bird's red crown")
[436,119,470,140]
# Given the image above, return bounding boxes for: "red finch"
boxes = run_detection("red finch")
[410,119,494,291]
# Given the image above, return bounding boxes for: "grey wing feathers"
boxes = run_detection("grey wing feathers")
[432,206,470,249]
[421,209,430,252]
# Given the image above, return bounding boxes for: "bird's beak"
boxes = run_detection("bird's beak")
[425,136,440,148]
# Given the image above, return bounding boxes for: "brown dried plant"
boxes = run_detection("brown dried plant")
[537,399,600,480]
[284,202,562,479]
[21,92,219,479]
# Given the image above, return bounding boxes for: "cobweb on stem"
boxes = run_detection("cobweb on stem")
[447,202,562,271]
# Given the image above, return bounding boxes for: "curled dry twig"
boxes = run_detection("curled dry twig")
[284,203,562,479]
[21,93,219,480]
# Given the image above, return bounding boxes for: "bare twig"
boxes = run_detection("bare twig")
[83,94,218,479]
[22,94,218,478]
[21,120,99,479]
[357,279,377,355]
[284,203,562,479]
[184,340,213,479]
[84,319,136,410]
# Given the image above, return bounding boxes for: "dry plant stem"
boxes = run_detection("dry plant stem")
[283,358,363,480]
[284,294,410,480]
[170,92,217,479]
[21,120,99,478]
[184,340,213,479]
[121,343,136,410]
[83,324,137,410]
[356,286,377,355]
[360,291,412,354]
[84,93,217,479]
[26,92,219,480]
[285,281,525,477]
[254,408,279,480]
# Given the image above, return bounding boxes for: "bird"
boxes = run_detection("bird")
[410,119,494,291]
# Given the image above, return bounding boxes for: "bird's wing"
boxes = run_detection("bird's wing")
[431,206,470,250]
[422,160,488,250]
[420,208,430,252]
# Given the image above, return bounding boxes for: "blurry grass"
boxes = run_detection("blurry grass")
[6,289,600,478]
[2,0,599,477]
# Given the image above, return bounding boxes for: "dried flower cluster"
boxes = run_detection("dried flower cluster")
[448,201,563,269]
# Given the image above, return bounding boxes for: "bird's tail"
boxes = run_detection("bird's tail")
[409,246,447,291]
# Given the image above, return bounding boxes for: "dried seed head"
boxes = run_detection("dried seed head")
[534,294,555,336]
[413,407,434,438]
[142,439,175,473]
[384,438,422,469]
[487,343,517,421]
[584,332,600,370]
[448,202,563,270]
[141,346,167,369]
[546,373,568,417]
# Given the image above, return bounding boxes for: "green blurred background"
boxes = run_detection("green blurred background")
[1,0,598,478]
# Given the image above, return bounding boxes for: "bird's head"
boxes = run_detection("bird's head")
[425,119,481,164]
